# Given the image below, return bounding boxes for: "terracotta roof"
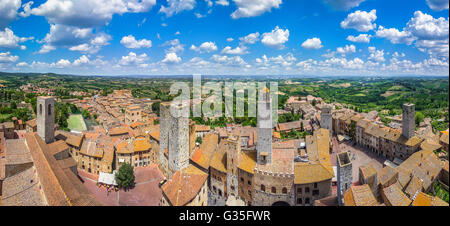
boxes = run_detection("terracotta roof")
[130,122,144,129]
[150,130,160,141]
[277,121,301,132]
[80,140,104,158]
[190,133,218,170]
[440,133,449,145]
[1,167,44,206]
[48,140,70,156]
[378,165,398,187]
[294,129,333,184]
[238,151,256,174]
[344,184,377,206]
[397,149,443,191]
[382,183,411,206]
[4,139,33,165]
[133,138,151,152]
[25,133,102,206]
[55,131,84,148]
[161,165,208,206]
[109,126,130,136]
[209,141,228,173]
[420,139,442,152]
[116,141,133,154]
[26,119,37,127]
[195,125,211,132]
[360,163,377,181]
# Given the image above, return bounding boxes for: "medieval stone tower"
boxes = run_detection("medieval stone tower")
[321,105,332,136]
[257,87,273,165]
[226,135,242,198]
[37,96,55,144]
[337,151,352,206]
[159,102,171,177]
[402,103,415,139]
[164,101,190,178]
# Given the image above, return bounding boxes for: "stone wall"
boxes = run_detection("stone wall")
[253,170,295,206]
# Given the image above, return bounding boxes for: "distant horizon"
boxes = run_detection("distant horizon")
[1,71,449,79]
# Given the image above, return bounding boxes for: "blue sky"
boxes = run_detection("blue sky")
[0,0,448,76]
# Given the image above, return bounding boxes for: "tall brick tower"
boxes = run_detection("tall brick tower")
[257,86,273,165]
[159,102,171,177]
[226,135,242,198]
[402,103,415,139]
[167,101,190,178]
[337,151,352,206]
[321,105,332,136]
[37,96,55,144]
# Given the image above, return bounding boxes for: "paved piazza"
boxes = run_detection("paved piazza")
[78,164,164,206]
[331,140,385,183]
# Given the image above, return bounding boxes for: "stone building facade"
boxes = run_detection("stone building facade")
[125,105,142,125]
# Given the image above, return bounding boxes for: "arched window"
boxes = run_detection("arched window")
[39,104,43,115]
[271,187,276,194]
[282,187,287,194]
[261,184,265,192]
[48,104,51,115]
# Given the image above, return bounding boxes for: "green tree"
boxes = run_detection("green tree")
[115,163,135,189]
[415,112,425,126]
[196,136,203,144]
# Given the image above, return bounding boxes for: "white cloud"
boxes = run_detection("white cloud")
[120,35,152,49]
[160,0,196,17]
[31,0,156,28]
[231,0,282,19]
[341,9,377,32]
[323,44,356,57]
[256,53,297,68]
[375,26,415,44]
[406,11,448,41]
[54,59,71,68]
[322,0,366,11]
[216,0,230,6]
[0,28,33,49]
[239,32,260,44]
[211,54,248,67]
[336,44,356,55]
[392,52,405,58]
[426,0,449,11]
[226,37,234,42]
[0,51,18,63]
[162,52,182,64]
[221,46,249,55]
[367,47,385,62]
[19,1,34,17]
[162,39,184,53]
[346,34,371,43]
[37,24,111,54]
[0,0,21,28]
[16,62,28,67]
[73,55,90,66]
[119,52,149,66]
[190,41,218,53]
[261,26,289,49]
[301,37,323,49]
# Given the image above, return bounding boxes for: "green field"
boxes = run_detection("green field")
[67,114,87,132]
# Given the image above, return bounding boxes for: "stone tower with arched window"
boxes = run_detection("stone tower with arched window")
[37,96,55,144]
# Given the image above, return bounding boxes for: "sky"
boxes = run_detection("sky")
[0,0,448,76]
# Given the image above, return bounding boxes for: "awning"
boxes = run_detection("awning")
[98,172,118,186]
